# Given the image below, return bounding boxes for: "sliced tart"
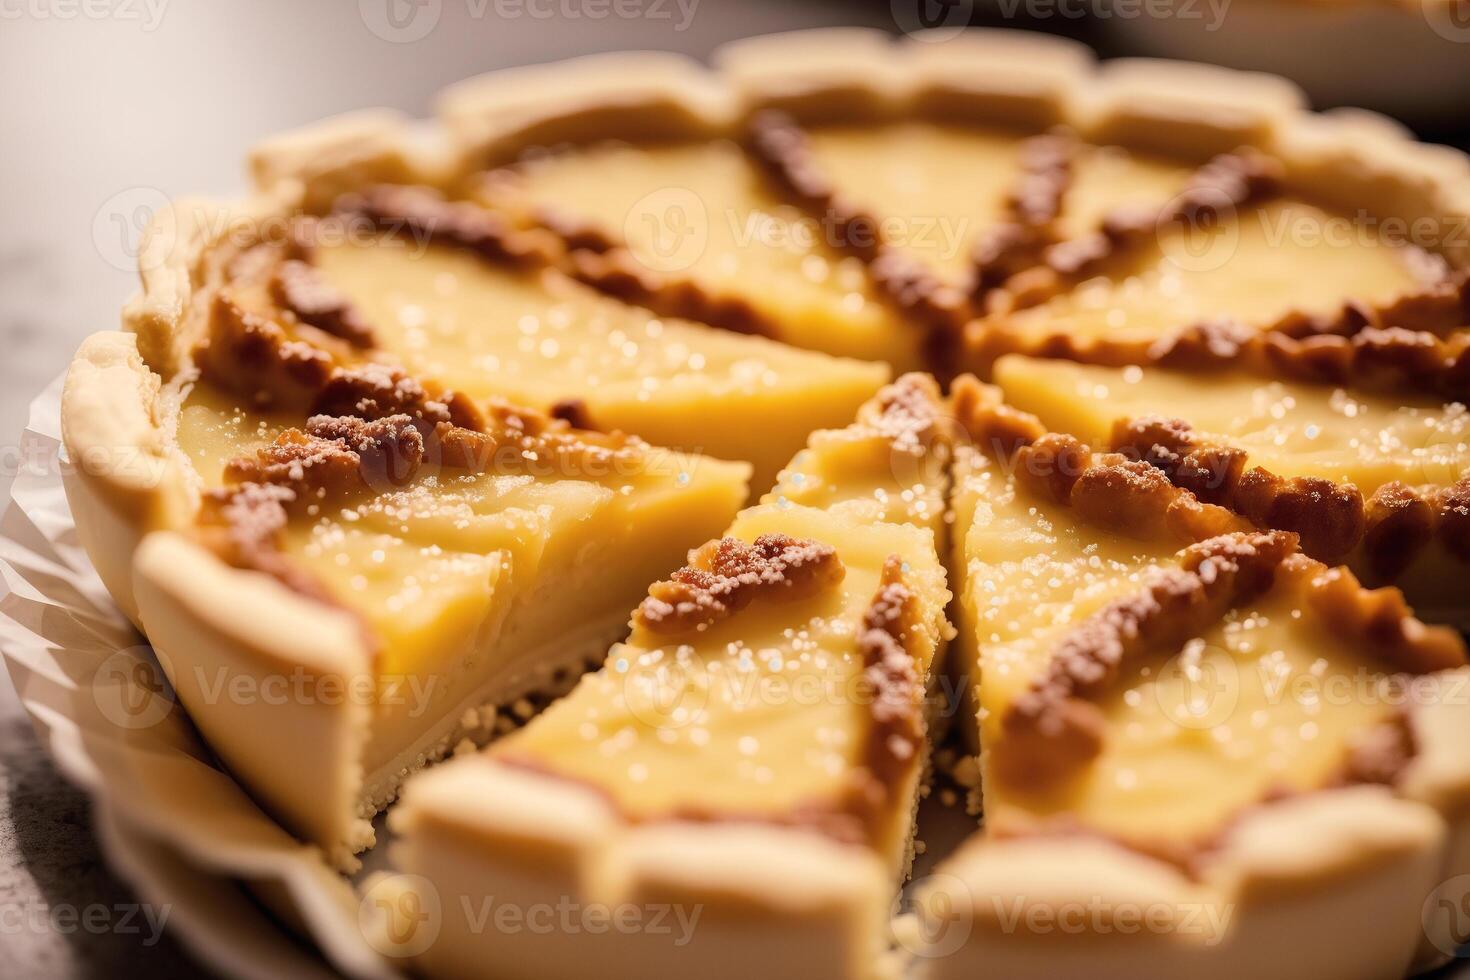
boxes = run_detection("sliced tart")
[385,377,953,979]
[111,351,750,867]
[921,378,1470,979]
[992,353,1470,624]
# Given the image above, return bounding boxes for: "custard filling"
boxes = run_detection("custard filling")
[996,354,1470,491]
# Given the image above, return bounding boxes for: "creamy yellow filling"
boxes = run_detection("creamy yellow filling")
[480,139,920,368]
[174,382,296,489]
[803,124,1193,283]
[954,446,1396,843]
[312,240,888,491]
[764,430,948,537]
[989,200,1427,346]
[996,355,1470,491]
[497,503,948,819]
[989,591,1395,843]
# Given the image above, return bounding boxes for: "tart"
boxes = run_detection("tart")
[385,375,952,978]
[55,25,1470,979]
[931,379,1470,979]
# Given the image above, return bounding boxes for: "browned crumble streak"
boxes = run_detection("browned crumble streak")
[312,362,485,431]
[223,414,428,499]
[564,248,772,336]
[334,184,552,268]
[271,258,375,347]
[844,556,925,843]
[996,531,1299,789]
[198,291,335,410]
[1111,415,1470,571]
[1270,268,1470,340]
[1294,557,1466,674]
[635,533,845,634]
[971,132,1076,300]
[746,110,971,363]
[950,374,1047,459]
[994,149,1283,312]
[861,373,945,454]
[1338,712,1418,787]
[1150,320,1470,402]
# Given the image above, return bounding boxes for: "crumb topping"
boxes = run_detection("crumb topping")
[995,530,1298,788]
[271,258,374,347]
[635,533,845,634]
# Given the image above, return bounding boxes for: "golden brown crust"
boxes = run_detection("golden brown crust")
[634,533,845,635]
[994,530,1300,789]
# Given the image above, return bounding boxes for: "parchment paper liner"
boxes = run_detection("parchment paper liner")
[0,374,400,980]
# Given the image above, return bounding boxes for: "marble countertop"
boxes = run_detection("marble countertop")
[1,3,1466,977]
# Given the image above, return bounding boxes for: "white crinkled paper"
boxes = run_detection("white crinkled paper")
[0,374,400,980]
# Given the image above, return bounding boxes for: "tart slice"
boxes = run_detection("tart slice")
[384,376,953,980]
[123,367,749,867]
[920,380,1470,979]
[992,353,1470,624]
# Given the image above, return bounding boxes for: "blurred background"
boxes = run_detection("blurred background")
[1,1,1468,975]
